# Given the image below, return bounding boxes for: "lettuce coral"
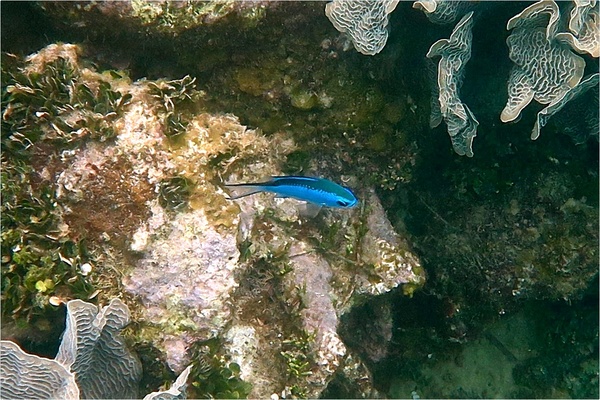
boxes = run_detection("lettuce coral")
[501,0,586,132]
[2,299,141,399]
[532,72,599,139]
[0,340,80,400]
[413,0,475,25]
[55,299,142,399]
[325,0,399,55]
[556,0,600,58]
[426,12,478,157]
[1,298,192,400]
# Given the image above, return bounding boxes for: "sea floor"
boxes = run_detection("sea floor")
[388,304,586,399]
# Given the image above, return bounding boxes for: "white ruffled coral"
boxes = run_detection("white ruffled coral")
[1,299,146,400]
[532,73,599,139]
[143,365,193,400]
[413,0,475,25]
[500,0,586,138]
[556,0,600,58]
[325,0,399,55]
[426,12,478,157]
[55,299,142,399]
[0,340,80,400]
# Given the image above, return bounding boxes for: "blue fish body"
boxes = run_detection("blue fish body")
[225,176,358,208]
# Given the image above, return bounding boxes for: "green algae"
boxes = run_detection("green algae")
[147,75,198,113]
[159,176,193,211]
[230,213,326,396]
[289,88,319,111]
[131,0,267,33]
[0,50,126,322]
[280,331,317,397]
[188,338,253,399]
[133,341,178,396]
[2,54,125,156]
[281,150,311,175]
[0,163,97,321]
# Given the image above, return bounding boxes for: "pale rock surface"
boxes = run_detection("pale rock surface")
[123,208,240,373]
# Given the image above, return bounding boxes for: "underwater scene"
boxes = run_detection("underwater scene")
[1,1,598,399]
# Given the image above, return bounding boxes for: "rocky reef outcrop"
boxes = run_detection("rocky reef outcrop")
[1,41,424,398]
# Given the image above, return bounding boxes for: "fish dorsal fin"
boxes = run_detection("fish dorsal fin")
[270,176,319,183]
[266,176,321,189]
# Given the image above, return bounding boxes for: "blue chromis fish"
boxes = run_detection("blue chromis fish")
[224,176,358,208]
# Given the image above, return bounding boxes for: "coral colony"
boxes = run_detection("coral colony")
[327,0,598,156]
[1,299,190,399]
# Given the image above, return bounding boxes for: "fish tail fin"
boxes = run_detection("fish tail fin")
[224,184,263,200]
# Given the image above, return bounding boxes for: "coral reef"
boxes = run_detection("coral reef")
[40,0,275,37]
[2,2,597,399]
[18,1,420,184]
[1,39,424,398]
[406,165,598,310]
[213,181,424,397]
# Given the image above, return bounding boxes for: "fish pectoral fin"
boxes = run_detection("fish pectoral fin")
[299,202,322,218]
[224,185,262,200]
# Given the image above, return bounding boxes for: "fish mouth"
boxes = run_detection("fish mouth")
[336,198,358,208]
